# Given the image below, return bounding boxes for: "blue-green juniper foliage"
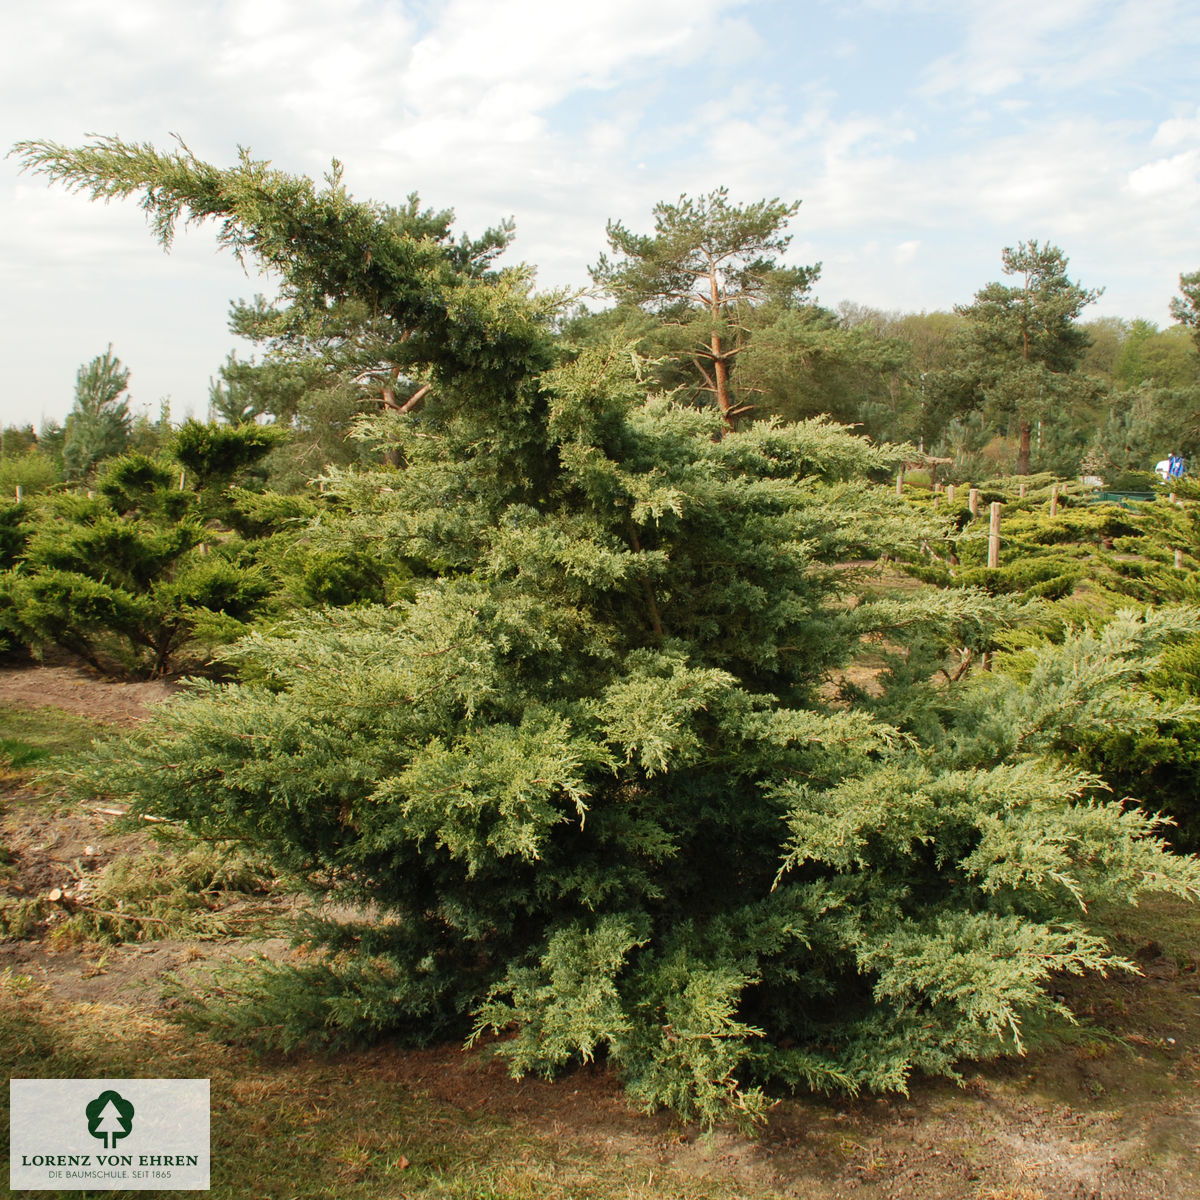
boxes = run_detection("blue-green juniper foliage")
[17,135,1200,1126]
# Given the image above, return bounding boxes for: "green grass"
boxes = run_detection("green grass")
[0,978,765,1200]
[0,702,113,773]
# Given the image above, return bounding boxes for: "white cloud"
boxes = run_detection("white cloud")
[917,0,1199,100]
[1127,150,1200,196]
[399,0,725,116]
[1152,105,1200,149]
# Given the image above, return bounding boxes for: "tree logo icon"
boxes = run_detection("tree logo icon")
[85,1089,135,1149]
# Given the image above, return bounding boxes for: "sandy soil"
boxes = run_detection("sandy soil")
[0,661,178,724]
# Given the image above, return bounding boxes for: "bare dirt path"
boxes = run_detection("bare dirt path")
[0,661,178,725]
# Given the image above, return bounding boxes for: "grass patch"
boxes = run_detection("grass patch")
[0,702,114,782]
[1,699,283,948]
[0,981,769,1200]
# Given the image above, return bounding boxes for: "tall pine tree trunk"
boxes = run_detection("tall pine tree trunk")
[711,332,734,428]
[708,266,735,429]
[1017,419,1032,475]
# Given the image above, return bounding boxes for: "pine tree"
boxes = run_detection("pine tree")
[591,189,819,427]
[954,242,1102,475]
[1170,269,1200,352]
[61,346,132,482]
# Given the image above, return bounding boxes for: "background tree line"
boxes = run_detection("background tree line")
[4,185,1198,501]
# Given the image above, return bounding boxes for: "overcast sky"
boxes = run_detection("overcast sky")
[2,0,1199,430]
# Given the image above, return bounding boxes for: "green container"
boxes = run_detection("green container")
[1095,490,1157,507]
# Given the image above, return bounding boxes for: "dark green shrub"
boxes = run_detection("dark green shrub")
[0,456,273,675]
[295,549,387,607]
[1105,469,1160,492]
[0,503,26,569]
[959,559,1083,599]
[172,419,280,499]
[1072,632,1200,850]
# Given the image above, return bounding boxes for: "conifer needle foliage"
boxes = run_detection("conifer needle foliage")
[0,452,274,675]
[26,136,1200,1126]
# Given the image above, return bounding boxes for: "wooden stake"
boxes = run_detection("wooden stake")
[988,501,1002,568]
[1176,549,1184,570]
[1018,481,1026,498]
[968,487,979,517]
[179,469,186,490]
[947,484,957,505]
[896,467,904,497]
[1049,483,1059,516]
[14,485,22,502]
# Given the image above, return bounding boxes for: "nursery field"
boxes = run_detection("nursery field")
[3,636,1200,1200]
[8,134,1200,1200]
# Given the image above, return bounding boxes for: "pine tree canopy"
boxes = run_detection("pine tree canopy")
[62,345,133,482]
[1170,269,1200,353]
[22,137,1200,1126]
[590,189,820,427]
[950,241,1103,475]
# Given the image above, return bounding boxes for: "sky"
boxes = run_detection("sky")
[1,0,1198,429]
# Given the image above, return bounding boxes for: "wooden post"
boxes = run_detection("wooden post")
[14,485,22,503]
[968,487,979,517]
[896,467,904,497]
[988,501,1002,569]
[934,482,943,493]
[1018,481,1026,499]
[947,484,956,505]
[179,469,186,491]
[1176,549,1185,570]
[1049,483,1059,516]
[1169,492,1177,506]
